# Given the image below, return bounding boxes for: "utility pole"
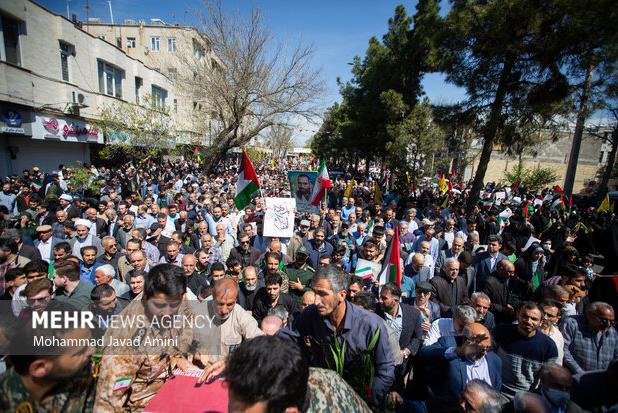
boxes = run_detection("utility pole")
[66,0,70,19]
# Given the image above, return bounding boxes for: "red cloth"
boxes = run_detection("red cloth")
[144,370,228,413]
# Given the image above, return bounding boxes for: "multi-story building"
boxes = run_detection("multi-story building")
[84,18,215,145]
[0,0,176,176]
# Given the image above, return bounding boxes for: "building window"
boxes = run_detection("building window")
[59,41,73,82]
[127,37,136,48]
[151,85,167,107]
[150,36,160,51]
[192,38,204,59]
[167,37,176,52]
[135,76,143,104]
[98,60,124,98]
[0,14,22,66]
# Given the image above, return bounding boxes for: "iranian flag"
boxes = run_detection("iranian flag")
[234,149,260,210]
[309,160,331,206]
[378,226,402,287]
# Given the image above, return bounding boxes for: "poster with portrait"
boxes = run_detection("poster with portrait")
[264,197,296,238]
[287,170,319,214]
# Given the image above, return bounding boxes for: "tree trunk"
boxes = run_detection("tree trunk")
[564,62,594,196]
[596,126,618,202]
[205,145,229,174]
[465,59,513,214]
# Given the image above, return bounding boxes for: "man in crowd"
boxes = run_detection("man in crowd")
[493,302,559,400]
[238,266,263,311]
[196,278,263,362]
[279,265,394,407]
[561,301,617,374]
[53,259,93,309]
[430,258,468,317]
[253,274,299,325]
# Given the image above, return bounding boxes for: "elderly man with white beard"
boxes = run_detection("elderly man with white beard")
[237,266,264,312]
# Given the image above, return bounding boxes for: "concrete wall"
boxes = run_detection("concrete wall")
[469,158,599,193]
[0,0,175,121]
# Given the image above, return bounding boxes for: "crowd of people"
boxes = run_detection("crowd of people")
[0,157,616,413]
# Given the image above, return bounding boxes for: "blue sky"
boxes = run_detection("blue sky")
[40,0,467,141]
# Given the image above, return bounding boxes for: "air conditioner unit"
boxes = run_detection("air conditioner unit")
[71,91,88,108]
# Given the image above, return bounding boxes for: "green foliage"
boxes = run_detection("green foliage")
[312,2,440,168]
[243,147,267,163]
[385,100,445,180]
[94,94,175,164]
[66,162,104,195]
[504,165,558,192]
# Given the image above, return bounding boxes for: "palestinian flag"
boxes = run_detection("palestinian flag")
[551,196,565,210]
[378,226,402,287]
[234,149,260,210]
[310,160,331,206]
[193,148,203,162]
[481,198,494,209]
[554,185,565,196]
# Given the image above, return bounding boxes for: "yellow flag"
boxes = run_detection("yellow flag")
[343,179,355,198]
[441,195,449,208]
[597,193,611,212]
[438,174,448,194]
[374,183,383,203]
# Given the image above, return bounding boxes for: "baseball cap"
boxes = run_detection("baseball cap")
[299,219,310,227]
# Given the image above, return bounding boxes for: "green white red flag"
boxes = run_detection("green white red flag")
[310,160,331,206]
[234,149,260,210]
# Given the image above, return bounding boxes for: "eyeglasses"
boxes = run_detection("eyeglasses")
[595,315,615,325]
[416,290,432,295]
[240,241,250,245]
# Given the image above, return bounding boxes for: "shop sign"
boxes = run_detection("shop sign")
[33,114,104,144]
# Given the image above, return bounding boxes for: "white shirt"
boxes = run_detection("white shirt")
[547,326,564,365]
[37,238,53,261]
[424,318,457,346]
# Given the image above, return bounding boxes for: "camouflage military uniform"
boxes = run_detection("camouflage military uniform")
[307,368,372,413]
[93,298,195,412]
[0,365,95,413]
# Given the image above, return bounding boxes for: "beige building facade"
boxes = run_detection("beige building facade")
[84,19,213,144]
[0,0,177,176]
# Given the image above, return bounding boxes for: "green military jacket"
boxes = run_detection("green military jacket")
[0,366,95,413]
[284,263,314,304]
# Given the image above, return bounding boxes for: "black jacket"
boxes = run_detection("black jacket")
[481,272,531,324]
[430,273,469,317]
[252,289,299,324]
[237,279,265,311]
